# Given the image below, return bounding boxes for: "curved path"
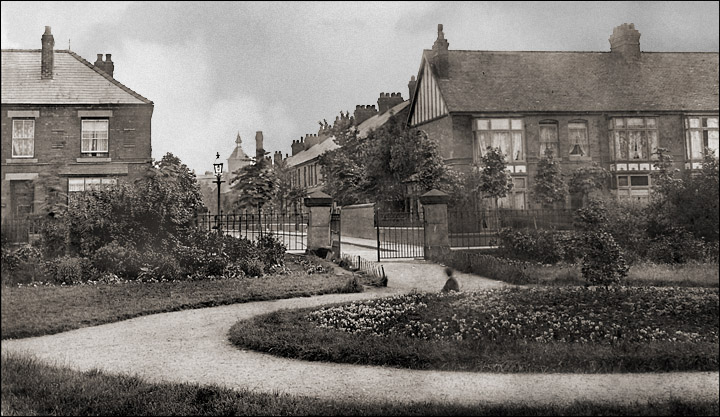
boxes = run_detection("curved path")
[2,259,718,407]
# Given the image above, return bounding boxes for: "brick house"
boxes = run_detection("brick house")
[1,26,154,223]
[286,92,410,196]
[407,24,719,209]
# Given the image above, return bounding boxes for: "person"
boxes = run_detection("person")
[441,267,460,292]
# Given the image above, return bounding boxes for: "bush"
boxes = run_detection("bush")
[645,228,713,264]
[499,228,577,264]
[43,256,95,284]
[36,216,68,258]
[580,231,629,287]
[1,245,45,284]
[91,241,143,278]
[256,234,286,269]
[138,251,182,281]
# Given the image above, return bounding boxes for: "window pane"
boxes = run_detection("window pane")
[689,118,700,128]
[648,131,659,160]
[618,176,629,187]
[68,178,85,192]
[101,178,117,185]
[12,138,33,157]
[614,118,625,128]
[646,118,656,128]
[627,118,644,127]
[492,131,509,156]
[706,117,719,128]
[540,142,558,157]
[491,119,509,130]
[628,131,646,159]
[513,177,526,189]
[539,124,558,143]
[708,130,719,155]
[569,123,588,156]
[630,176,649,187]
[512,132,523,160]
[691,131,703,159]
[615,131,628,160]
[511,119,523,130]
[475,119,490,130]
[13,120,34,138]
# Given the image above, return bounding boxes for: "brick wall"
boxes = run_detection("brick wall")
[1,103,153,221]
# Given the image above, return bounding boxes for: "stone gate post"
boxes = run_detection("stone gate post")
[419,189,450,260]
[304,190,333,254]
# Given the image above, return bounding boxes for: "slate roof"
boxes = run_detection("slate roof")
[1,49,153,105]
[286,100,410,168]
[424,50,719,113]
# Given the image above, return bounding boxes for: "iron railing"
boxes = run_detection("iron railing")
[196,211,308,252]
[448,208,576,249]
[1,216,44,244]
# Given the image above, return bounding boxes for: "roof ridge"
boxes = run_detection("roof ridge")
[425,48,719,55]
[65,50,153,105]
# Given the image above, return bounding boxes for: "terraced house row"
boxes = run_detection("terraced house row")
[407,23,719,208]
[1,27,154,223]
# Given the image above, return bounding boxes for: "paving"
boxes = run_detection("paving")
[2,240,718,408]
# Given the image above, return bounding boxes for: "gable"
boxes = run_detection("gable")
[409,56,448,126]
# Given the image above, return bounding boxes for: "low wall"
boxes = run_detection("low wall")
[340,203,375,240]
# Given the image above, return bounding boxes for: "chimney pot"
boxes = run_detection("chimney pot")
[431,23,450,78]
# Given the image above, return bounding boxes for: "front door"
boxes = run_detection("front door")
[10,180,34,219]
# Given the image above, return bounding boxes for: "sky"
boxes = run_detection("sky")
[2,1,719,174]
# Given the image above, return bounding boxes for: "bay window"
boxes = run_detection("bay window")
[473,118,525,163]
[685,116,719,161]
[609,117,658,161]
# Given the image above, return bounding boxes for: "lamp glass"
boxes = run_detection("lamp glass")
[213,162,223,176]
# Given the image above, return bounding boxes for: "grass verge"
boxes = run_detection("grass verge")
[2,353,717,416]
[229,287,719,373]
[1,254,361,340]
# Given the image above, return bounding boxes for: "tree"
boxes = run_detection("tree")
[319,112,452,207]
[272,158,306,213]
[648,148,719,242]
[531,148,568,207]
[227,157,279,212]
[478,147,513,208]
[568,163,610,207]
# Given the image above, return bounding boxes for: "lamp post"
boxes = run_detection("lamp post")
[213,152,225,235]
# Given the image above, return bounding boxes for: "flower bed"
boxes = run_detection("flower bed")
[307,287,718,345]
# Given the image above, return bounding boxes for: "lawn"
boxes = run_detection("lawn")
[228,286,719,373]
[1,254,361,340]
[2,353,716,416]
[523,261,720,287]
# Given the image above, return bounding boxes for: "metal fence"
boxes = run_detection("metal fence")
[448,208,576,249]
[1,217,44,244]
[374,208,425,260]
[341,253,386,281]
[196,211,308,252]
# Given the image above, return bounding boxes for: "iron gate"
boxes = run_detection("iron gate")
[374,206,425,261]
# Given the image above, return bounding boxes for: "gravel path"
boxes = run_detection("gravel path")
[2,253,718,407]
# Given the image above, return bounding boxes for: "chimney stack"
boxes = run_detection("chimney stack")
[377,92,404,114]
[408,76,417,102]
[353,104,378,126]
[431,24,449,78]
[94,54,115,77]
[291,138,304,156]
[41,26,54,80]
[255,131,264,160]
[609,23,641,61]
[273,151,283,166]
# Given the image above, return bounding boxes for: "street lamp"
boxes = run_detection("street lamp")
[213,152,225,235]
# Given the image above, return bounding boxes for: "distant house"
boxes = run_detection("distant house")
[407,24,719,208]
[1,26,154,223]
[286,92,411,196]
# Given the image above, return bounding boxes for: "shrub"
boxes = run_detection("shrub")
[580,231,629,287]
[43,255,95,284]
[256,234,286,269]
[138,251,182,281]
[1,245,45,284]
[645,228,712,264]
[498,228,568,264]
[240,258,265,277]
[36,216,68,258]
[340,275,363,293]
[91,241,143,278]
